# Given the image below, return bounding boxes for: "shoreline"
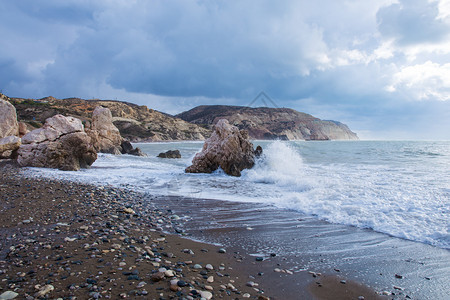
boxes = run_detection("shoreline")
[0,161,387,299]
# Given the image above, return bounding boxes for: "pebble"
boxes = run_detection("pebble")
[205,264,214,270]
[34,284,54,297]
[218,248,226,253]
[193,264,202,269]
[137,281,147,288]
[207,276,214,283]
[0,291,19,299]
[199,291,213,300]
[165,270,175,277]
[151,272,165,282]
[255,257,264,261]
[177,280,188,287]
[243,293,251,298]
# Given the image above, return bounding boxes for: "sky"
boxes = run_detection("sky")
[1,0,449,140]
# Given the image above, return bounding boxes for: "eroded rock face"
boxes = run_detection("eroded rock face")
[0,136,21,159]
[0,99,19,138]
[18,115,97,171]
[185,119,255,176]
[87,106,123,154]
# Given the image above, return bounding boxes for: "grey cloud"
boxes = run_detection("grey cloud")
[377,0,450,45]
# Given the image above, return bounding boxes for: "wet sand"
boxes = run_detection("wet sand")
[150,195,450,299]
[0,160,417,299]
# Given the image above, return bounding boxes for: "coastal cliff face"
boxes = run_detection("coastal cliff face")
[177,105,359,140]
[8,96,210,142]
[6,94,358,142]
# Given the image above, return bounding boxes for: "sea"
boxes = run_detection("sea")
[25,140,450,250]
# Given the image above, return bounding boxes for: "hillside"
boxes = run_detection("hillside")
[177,105,358,140]
[6,95,210,142]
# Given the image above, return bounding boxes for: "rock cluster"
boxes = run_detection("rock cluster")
[17,115,97,171]
[0,99,21,158]
[185,119,255,176]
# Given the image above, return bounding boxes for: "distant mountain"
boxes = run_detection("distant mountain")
[7,96,210,142]
[177,105,358,140]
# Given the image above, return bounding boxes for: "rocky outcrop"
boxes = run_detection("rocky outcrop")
[86,106,123,154]
[185,119,255,176]
[120,141,146,157]
[17,115,97,171]
[9,96,210,142]
[158,150,181,159]
[0,99,19,139]
[177,105,359,141]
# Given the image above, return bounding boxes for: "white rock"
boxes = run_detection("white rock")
[0,291,19,299]
[199,291,213,300]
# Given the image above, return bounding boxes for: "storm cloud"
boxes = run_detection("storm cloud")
[0,0,449,139]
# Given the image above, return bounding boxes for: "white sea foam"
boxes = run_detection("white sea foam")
[25,140,450,249]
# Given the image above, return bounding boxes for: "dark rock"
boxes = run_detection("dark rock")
[157,150,181,159]
[120,141,146,157]
[254,145,263,158]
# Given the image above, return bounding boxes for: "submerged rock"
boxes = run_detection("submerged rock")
[17,115,97,170]
[185,119,255,176]
[158,150,181,158]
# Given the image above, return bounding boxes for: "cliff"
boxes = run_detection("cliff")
[7,96,210,142]
[177,105,358,140]
[4,93,358,142]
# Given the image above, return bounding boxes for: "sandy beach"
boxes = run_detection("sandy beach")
[0,160,388,299]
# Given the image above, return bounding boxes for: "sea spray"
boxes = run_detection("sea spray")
[24,140,450,249]
[244,140,309,188]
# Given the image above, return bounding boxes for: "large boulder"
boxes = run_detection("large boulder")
[0,99,19,138]
[17,115,97,171]
[185,119,255,176]
[86,106,123,154]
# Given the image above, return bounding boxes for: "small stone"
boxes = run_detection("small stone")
[170,285,180,292]
[207,276,214,283]
[340,280,346,284]
[205,285,213,291]
[34,285,54,297]
[255,257,264,261]
[177,280,187,287]
[243,293,251,298]
[395,274,403,279]
[151,272,165,282]
[123,208,135,214]
[0,291,19,299]
[246,281,256,287]
[358,296,365,300]
[205,264,214,270]
[164,270,175,277]
[193,264,202,269]
[200,291,213,300]
[218,248,226,253]
[137,281,146,288]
